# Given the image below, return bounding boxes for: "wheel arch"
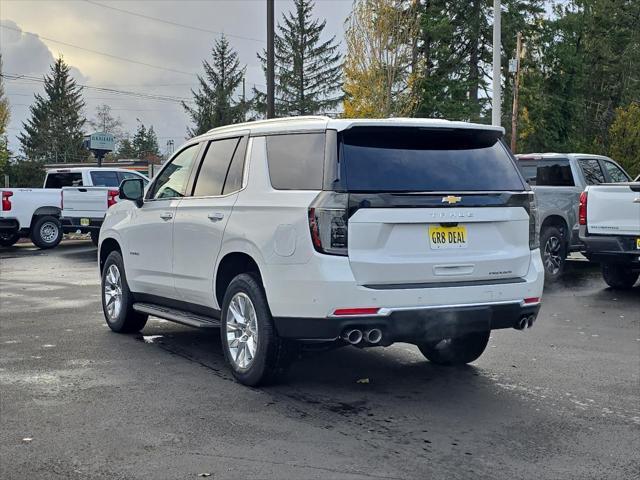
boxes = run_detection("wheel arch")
[31,206,61,223]
[215,251,265,310]
[540,214,569,243]
[99,237,122,273]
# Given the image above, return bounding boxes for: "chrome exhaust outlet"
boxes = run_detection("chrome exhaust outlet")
[527,315,536,328]
[342,329,363,345]
[364,328,382,344]
[514,316,528,330]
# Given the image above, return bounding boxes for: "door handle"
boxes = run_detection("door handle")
[160,212,173,221]
[207,212,224,222]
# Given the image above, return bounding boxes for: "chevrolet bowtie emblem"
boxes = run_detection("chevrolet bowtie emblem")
[442,195,462,205]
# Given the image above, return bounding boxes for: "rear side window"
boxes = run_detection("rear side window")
[579,159,606,185]
[193,137,241,197]
[44,172,83,188]
[339,128,525,192]
[222,137,248,195]
[266,133,325,190]
[518,160,575,186]
[90,170,120,187]
[602,161,629,183]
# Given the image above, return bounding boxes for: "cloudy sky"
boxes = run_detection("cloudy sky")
[0,0,352,155]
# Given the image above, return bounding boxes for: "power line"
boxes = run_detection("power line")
[0,23,197,77]
[83,0,265,44]
[2,72,194,105]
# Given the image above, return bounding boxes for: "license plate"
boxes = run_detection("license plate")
[80,218,90,227]
[429,224,468,249]
[636,238,640,250]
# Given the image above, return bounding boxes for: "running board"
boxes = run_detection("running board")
[133,303,220,329]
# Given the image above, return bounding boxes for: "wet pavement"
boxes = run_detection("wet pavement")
[1,242,639,479]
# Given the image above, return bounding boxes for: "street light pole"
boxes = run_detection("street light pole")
[492,0,502,127]
[266,0,275,119]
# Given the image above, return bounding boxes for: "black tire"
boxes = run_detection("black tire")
[0,232,21,247]
[101,250,147,333]
[417,330,490,366]
[601,263,639,290]
[30,215,62,249]
[220,273,296,386]
[540,225,567,282]
[90,230,100,247]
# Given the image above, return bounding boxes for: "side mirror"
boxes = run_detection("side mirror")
[119,178,144,207]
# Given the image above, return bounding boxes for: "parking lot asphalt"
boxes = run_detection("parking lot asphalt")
[1,241,639,480]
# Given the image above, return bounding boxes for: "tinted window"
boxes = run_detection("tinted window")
[579,159,606,185]
[151,144,199,199]
[223,137,248,195]
[602,161,629,183]
[340,128,524,192]
[519,160,574,186]
[193,138,240,197]
[118,171,149,186]
[44,172,83,188]
[90,170,120,187]
[266,133,325,190]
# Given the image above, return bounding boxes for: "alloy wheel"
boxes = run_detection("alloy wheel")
[225,292,259,369]
[104,264,123,321]
[543,235,562,275]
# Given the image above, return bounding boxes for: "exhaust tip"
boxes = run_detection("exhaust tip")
[342,329,363,345]
[365,328,382,344]
[515,316,528,330]
[527,315,536,328]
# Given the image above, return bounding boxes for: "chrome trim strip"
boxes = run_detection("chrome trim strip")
[328,299,536,318]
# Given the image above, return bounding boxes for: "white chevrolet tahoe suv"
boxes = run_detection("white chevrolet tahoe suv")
[98,117,544,386]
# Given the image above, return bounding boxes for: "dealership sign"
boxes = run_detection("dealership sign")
[84,132,115,151]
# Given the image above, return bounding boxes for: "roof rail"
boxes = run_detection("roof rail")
[205,115,330,134]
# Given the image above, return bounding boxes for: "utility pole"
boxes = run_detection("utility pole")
[266,0,275,119]
[510,32,522,153]
[492,0,502,126]
[242,77,247,122]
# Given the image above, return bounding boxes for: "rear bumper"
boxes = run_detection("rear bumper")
[274,301,541,341]
[0,218,20,233]
[263,250,544,340]
[61,216,103,231]
[579,228,640,266]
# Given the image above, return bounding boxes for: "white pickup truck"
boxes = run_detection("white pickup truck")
[579,182,640,289]
[61,174,149,245]
[0,167,147,249]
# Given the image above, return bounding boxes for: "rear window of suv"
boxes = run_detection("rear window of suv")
[339,127,525,192]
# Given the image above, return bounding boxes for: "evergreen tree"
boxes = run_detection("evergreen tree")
[256,0,342,116]
[131,123,160,160]
[19,56,87,162]
[183,35,248,136]
[115,137,137,159]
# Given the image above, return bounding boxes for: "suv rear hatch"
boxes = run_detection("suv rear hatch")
[310,127,535,288]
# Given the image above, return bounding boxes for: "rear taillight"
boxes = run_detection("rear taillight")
[308,192,348,256]
[107,189,119,208]
[1,191,13,211]
[579,191,588,226]
[528,192,539,250]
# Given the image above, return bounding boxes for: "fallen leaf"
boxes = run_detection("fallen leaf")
[198,474,211,478]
